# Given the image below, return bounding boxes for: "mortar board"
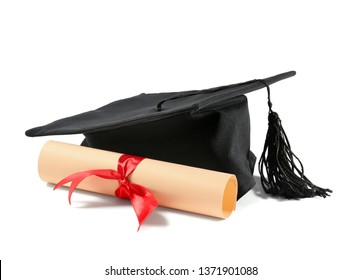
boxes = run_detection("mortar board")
[26,71,331,199]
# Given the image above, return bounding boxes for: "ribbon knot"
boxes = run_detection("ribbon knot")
[54,154,158,230]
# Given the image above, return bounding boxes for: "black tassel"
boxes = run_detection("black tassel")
[258,81,332,199]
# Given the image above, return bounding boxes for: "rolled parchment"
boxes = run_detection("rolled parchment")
[38,141,238,218]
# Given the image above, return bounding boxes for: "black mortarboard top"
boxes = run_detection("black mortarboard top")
[26,71,331,200]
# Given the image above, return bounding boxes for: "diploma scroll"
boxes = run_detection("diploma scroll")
[38,141,238,219]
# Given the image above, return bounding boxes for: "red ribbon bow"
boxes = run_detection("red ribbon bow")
[54,154,158,230]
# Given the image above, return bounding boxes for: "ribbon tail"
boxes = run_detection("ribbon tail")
[54,177,72,190]
[129,184,158,231]
[54,170,117,205]
[67,178,84,205]
[53,175,84,205]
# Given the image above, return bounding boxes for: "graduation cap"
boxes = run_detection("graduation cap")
[26,71,331,200]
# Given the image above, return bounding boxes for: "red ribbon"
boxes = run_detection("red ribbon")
[54,154,158,230]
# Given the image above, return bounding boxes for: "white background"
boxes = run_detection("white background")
[1,1,361,279]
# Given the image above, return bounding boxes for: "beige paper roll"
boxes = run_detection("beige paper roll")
[38,141,237,218]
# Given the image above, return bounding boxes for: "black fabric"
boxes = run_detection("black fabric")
[26,71,296,199]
